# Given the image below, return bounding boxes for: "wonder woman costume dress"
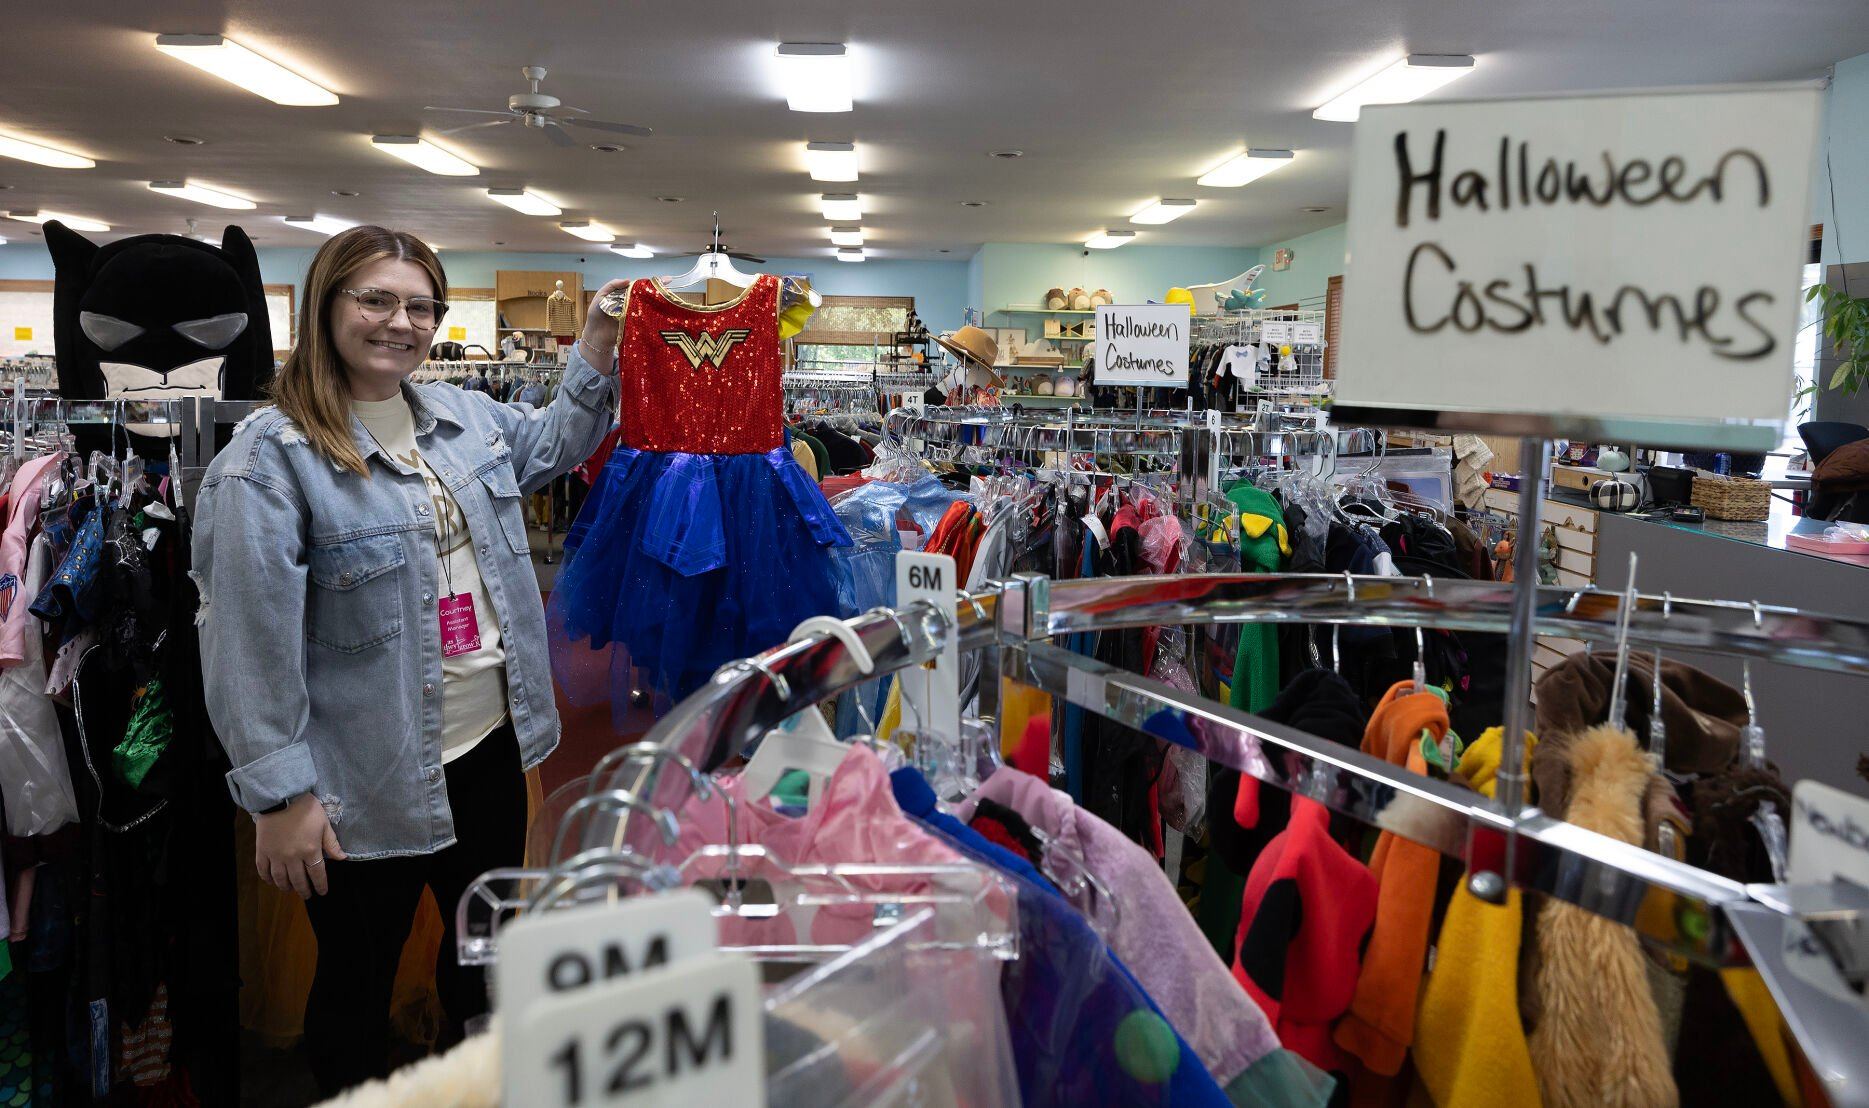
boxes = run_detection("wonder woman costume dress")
[548,274,852,709]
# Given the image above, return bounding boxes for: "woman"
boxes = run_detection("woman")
[192,226,621,1094]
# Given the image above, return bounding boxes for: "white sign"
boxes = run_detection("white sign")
[495,890,717,1021]
[1335,85,1821,448]
[507,953,764,1108]
[1292,322,1323,346]
[1094,304,1190,388]
[1789,780,1869,888]
[1259,321,1291,345]
[895,552,959,742]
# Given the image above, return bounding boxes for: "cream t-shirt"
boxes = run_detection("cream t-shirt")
[353,394,509,762]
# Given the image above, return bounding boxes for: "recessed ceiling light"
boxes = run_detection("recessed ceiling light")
[487,187,561,216]
[805,141,859,182]
[7,210,109,232]
[590,143,624,153]
[829,226,864,247]
[153,34,338,106]
[987,149,1023,159]
[164,134,205,145]
[1301,206,1330,213]
[1130,198,1195,225]
[959,200,988,208]
[836,247,866,262]
[0,133,95,169]
[776,42,852,112]
[610,243,654,259]
[1084,229,1135,250]
[559,220,616,243]
[1197,148,1294,188]
[283,214,353,236]
[150,180,256,209]
[1313,54,1476,122]
[820,192,861,220]
[330,188,358,197]
[371,135,478,176]
[655,195,683,203]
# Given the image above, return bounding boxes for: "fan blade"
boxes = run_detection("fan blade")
[424,106,513,116]
[438,119,513,136]
[730,252,767,264]
[559,117,654,137]
[540,120,576,148]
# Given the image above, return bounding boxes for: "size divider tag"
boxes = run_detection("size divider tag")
[507,952,764,1108]
[895,551,959,744]
[1789,780,1869,888]
[495,888,717,1023]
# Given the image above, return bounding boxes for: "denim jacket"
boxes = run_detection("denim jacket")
[193,347,618,858]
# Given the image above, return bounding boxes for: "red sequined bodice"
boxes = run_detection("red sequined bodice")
[617,274,784,454]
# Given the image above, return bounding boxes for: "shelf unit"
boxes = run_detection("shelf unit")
[996,306,1100,315]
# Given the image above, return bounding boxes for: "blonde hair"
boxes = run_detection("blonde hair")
[269,226,447,477]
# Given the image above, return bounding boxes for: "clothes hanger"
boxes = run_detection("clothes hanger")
[1740,600,1789,882]
[1647,592,1672,764]
[657,212,824,308]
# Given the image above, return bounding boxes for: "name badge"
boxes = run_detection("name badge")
[439,593,482,657]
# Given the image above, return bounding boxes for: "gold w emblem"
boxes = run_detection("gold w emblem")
[660,328,752,369]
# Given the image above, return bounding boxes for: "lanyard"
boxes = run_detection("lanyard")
[362,421,458,600]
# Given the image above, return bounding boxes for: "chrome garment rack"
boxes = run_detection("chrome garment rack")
[579,571,1869,1103]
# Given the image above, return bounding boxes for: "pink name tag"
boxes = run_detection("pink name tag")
[439,593,482,658]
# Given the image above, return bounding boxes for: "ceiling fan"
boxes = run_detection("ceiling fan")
[668,243,767,264]
[426,65,652,148]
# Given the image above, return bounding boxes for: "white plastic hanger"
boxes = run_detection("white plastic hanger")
[736,617,875,809]
[658,211,823,307]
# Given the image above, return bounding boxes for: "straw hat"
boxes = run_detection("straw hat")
[934,325,1004,386]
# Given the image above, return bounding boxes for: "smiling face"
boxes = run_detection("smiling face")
[329,257,438,401]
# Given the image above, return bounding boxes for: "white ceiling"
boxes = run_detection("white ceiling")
[1,0,1864,260]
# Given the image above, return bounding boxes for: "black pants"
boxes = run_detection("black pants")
[301,722,526,1096]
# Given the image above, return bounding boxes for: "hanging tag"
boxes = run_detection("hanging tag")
[507,952,763,1108]
[896,551,959,744]
[439,593,482,658]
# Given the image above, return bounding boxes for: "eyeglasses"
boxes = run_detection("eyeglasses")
[339,288,449,330]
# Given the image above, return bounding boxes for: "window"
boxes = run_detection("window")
[793,295,913,368]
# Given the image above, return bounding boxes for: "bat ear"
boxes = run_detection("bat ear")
[45,220,99,273]
[219,224,262,282]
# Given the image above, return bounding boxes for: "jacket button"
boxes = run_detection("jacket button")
[422,683,435,696]
[425,767,441,783]
[422,593,434,605]
[339,572,353,585]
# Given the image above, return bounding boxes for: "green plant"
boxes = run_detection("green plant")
[1807,283,1869,396]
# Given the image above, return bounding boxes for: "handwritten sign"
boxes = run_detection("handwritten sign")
[1334,86,1821,449]
[1094,304,1190,388]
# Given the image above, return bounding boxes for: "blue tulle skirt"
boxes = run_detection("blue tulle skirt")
[549,443,853,714]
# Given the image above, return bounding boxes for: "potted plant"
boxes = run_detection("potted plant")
[1807,283,1869,398]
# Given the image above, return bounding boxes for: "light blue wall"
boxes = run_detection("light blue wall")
[1817,51,1869,267]
[1246,223,1347,308]
[0,242,973,332]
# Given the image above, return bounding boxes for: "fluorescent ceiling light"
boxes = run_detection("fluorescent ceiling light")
[1130,198,1195,225]
[283,214,353,236]
[1197,148,1294,188]
[829,226,864,247]
[486,188,560,216]
[149,180,255,209]
[371,135,478,176]
[776,43,852,112]
[559,220,616,243]
[836,247,866,262]
[1313,54,1475,122]
[820,193,862,221]
[1084,230,1135,250]
[610,243,654,259]
[805,141,858,182]
[153,34,337,106]
[6,210,109,232]
[0,133,94,169]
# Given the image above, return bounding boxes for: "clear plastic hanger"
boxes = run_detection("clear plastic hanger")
[1740,601,1789,882]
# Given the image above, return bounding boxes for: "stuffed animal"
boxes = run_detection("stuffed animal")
[1045,287,1066,310]
[47,221,273,445]
[1221,287,1267,311]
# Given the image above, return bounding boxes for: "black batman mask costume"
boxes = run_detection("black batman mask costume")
[45,220,273,447]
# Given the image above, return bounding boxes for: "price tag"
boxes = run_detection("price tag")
[495,889,717,1022]
[507,953,764,1108]
[1259,321,1290,344]
[1292,322,1322,345]
[896,551,959,743]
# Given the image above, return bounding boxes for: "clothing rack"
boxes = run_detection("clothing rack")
[570,571,1869,1100]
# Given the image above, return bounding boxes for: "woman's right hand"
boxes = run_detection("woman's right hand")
[255,793,347,898]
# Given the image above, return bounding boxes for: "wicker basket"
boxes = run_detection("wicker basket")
[1690,472,1770,521]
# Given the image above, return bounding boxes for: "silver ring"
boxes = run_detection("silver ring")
[307,858,325,867]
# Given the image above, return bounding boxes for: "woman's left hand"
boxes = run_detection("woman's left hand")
[580,279,630,368]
